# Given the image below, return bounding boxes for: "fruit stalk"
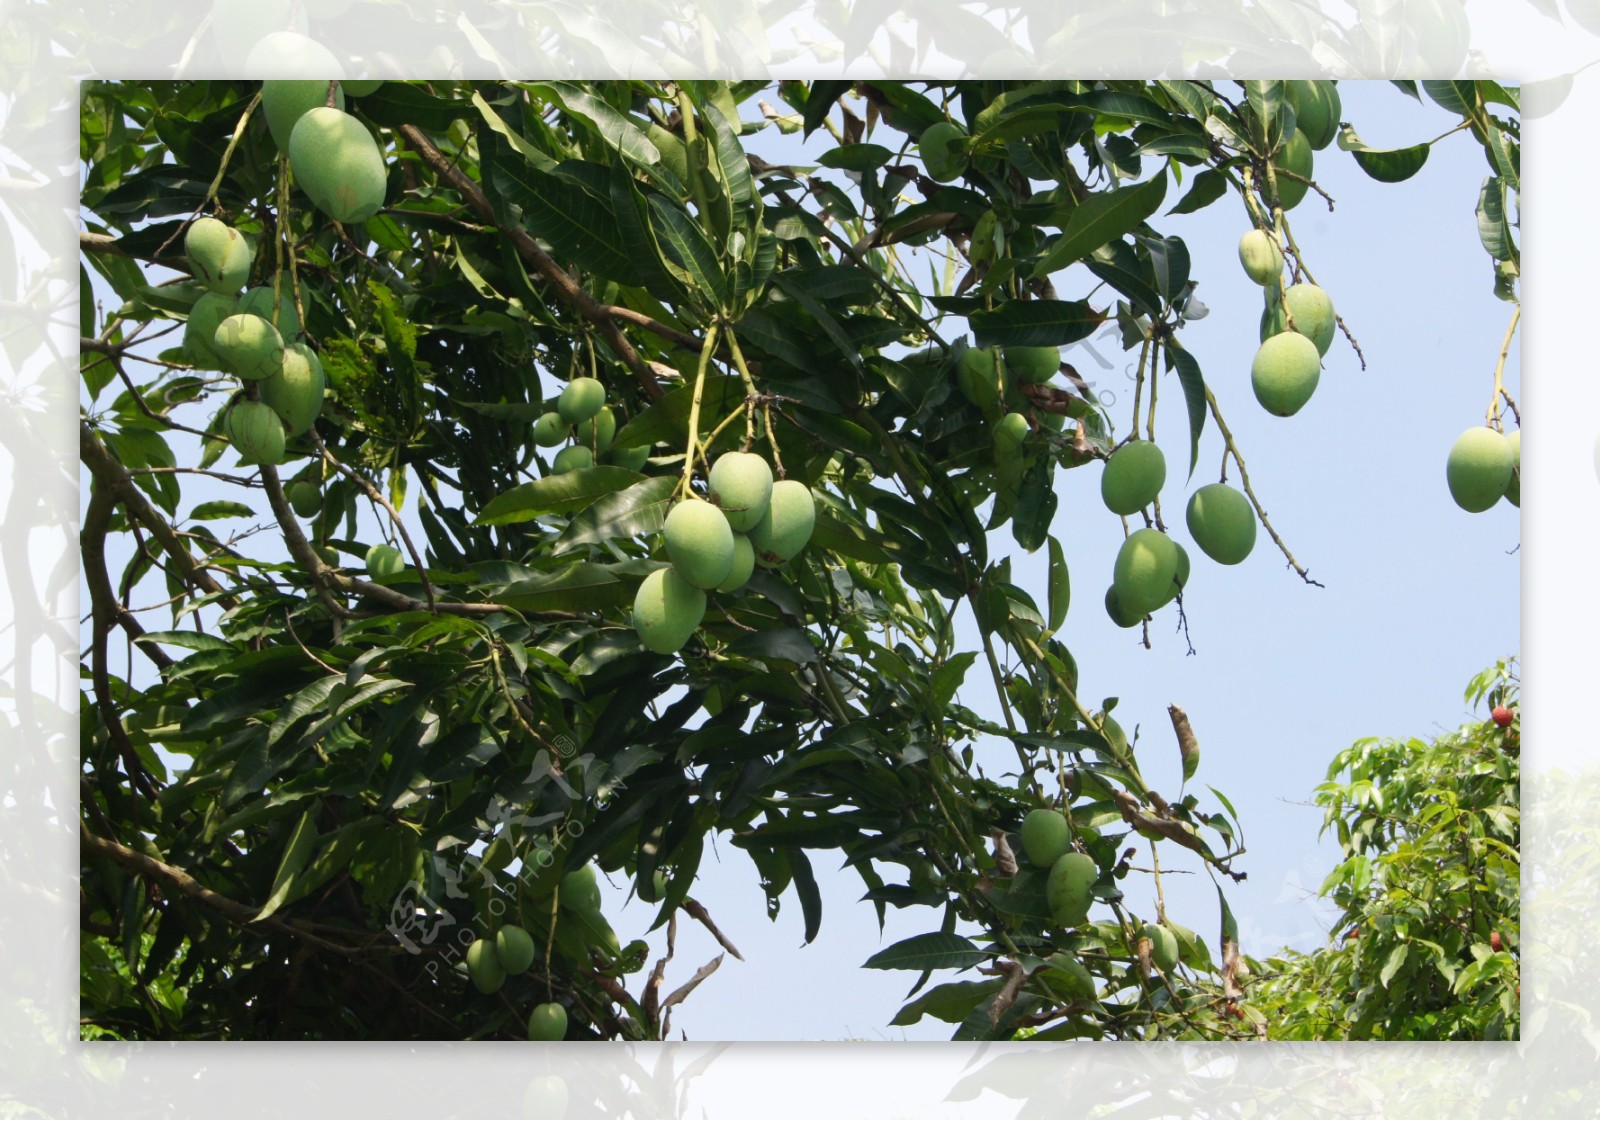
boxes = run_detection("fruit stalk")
[679,321,722,498]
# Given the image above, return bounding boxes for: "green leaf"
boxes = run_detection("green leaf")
[1162,339,1208,479]
[255,808,318,922]
[187,500,258,521]
[891,979,1005,1026]
[930,652,979,710]
[788,848,823,944]
[555,475,678,552]
[134,630,238,654]
[726,628,818,665]
[476,466,645,526]
[498,562,631,614]
[969,300,1105,348]
[1032,175,1168,279]
[819,143,894,171]
[266,674,342,750]
[1167,168,1228,216]
[802,81,853,137]
[863,931,987,971]
[1336,125,1430,183]
[1047,535,1070,631]
[1476,176,1514,262]
[1380,943,1409,988]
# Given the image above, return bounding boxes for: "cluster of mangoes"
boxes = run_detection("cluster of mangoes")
[1236,228,1336,418]
[633,452,816,655]
[1446,425,1521,513]
[1096,437,1256,629]
[1018,808,1183,985]
[462,922,569,1041]
[184,218,326,468]
[534,377,648,473]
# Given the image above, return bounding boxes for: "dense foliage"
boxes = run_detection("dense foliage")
[1249,660,1521,1041]
[78,77,1519,1041]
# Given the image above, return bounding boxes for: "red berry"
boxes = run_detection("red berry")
[1491,706,1513,728]
[1490,931,1503,952]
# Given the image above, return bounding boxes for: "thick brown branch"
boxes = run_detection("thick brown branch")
[79,824,367,956]
[395,123,670,399]
[80,420,238,611]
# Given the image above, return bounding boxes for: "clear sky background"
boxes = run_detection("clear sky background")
[81,79,1521,1041]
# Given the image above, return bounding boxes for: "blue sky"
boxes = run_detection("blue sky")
[81,80,1520,1041]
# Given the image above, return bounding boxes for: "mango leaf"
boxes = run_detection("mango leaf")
[476,466,644,526]
[254,808,318,922]
[555,475,677,552]
[891,979,1005,1026]
[1163,339,1207,479]
[498,562,632,614]
[1336,125,1430,183]
[1032,175,1168,278]
[970,300,1105,347]
[863,931,987,971]
[187,500,257,521]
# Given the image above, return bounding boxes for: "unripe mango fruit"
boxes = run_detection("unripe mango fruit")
[238,284,301,341]
[528,1002,568,1041]
[1046,851,1097,928]
[224,400,286,466]
[1446,426,1515,513]
[920,121,968,183]
[213,313,285,381]
[956,346,1004,412]
[341,79,384,97]
[1105,585,1142,628]
[1283,283,1335,356]
[607,444,651,471]
[185,217,253,294]
[557,377,606,424]
[716,533,756,593]
[1141,921,1180,972]
[466,937,505,994]
[532,412,567,447]
[749,480,816,567]
[1287,80,1341,150]
[1100,440,1166,515]
[575,406,616,455]
[559,863,603,912]
[262,79,345,151]
[1186,483,1256,565]
[1113,528,1180,618]
[1250,332,1321,417]
[258,342,325,436]
[1504,430,1521,507]
[551,445,592,474]
[1003,345,1060,385]
[664,498,736,589]
[288,106,388,223]
[1237,229,1283,286]
[183,292,239,369]
[1272,131,1314,210]
[707,452,774,533]
[286,479,321,518]
[1019,809,1072,868]
[632,566,706,655]
[495,925,537,975]
[366,543,404,578]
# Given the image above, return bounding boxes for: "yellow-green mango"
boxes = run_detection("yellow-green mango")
[1250,332,1320,417]
[708,452,774,533]
[258,342,325,436]
[664,498,736,589]
[1284,283,1335,356]
[1112,528,1180,618]
[748,480,815,567]
[1186,483,1256,565]
[465,937,505,994]
[288,106,387,223]
[632,567,706,654]
[1046,851,1097,928]
[557,377,606,424]
[1019,808,1072,868]
[185,217,253,294]
[213,313,285,381]
[262,79,345,151]
[224,399,286,466]
[1100,440,1166,515]
[1446,427,1514,513]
